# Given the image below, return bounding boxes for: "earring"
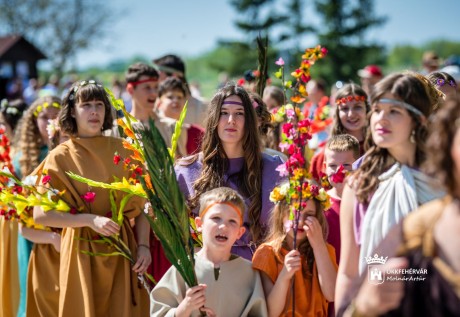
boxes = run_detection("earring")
[410,130,416,144]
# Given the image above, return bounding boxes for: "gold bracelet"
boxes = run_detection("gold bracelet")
[138,244,150,250]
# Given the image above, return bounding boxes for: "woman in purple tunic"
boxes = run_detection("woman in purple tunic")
[175,83,284,260]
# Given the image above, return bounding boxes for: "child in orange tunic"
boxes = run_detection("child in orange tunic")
[252,181,338,316]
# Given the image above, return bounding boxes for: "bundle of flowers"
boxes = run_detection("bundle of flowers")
[0,168,71,229]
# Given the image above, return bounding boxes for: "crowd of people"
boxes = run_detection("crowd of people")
[0,50,459,317]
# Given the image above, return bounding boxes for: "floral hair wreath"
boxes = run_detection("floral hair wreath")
[336,95,366,106]
[33,102,61,118]
[270,181,331,211]
[68,80,103,101]
[0,99,20,116]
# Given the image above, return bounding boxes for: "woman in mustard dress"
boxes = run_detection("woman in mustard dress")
[33,80,151,317]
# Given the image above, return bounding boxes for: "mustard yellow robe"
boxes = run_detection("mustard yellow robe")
[0,218,19,317]
[40,136,148,317]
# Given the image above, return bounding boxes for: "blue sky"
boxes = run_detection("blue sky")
[73,0,460,69]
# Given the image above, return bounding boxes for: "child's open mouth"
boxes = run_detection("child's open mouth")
[215,234,228,242]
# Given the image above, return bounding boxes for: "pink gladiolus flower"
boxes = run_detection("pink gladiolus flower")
[279,142,290,152]
[81,191,96,203]
[286,108,295,120]
[275,164,289,177]
[275,57,285,66]
[41,175,51,185]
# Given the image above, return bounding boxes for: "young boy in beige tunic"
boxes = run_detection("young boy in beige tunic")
[150,187,268,317]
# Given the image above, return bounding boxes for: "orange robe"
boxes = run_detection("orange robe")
[0,218,19,317]
[40,136,148,317]
[252,243,337,317]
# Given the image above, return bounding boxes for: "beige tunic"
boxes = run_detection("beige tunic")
[150,255,268,317]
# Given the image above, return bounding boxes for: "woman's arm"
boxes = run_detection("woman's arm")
[33,206,120,236]
[132,213,151,274]
[335,184,360,312]
[18,223,61,252]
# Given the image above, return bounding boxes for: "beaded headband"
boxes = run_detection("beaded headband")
[377,98,425,119]
[68,80,103,101]
[435,78,457,88]
[336,95,366,106]
[33,102,61,117]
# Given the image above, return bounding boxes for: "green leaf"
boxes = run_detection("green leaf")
[169,101,188,159]
[118,193,134,226]
[109,190,117,223]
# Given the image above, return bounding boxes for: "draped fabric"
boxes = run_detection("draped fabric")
[39,136,148,317]
[150,255,267,317]
[0,218,19,317]
[359,163,444,273]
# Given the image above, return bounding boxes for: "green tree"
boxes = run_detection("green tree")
[313,0,387,84]
[218,0,288,78]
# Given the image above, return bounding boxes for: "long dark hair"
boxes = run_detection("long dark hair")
[180,83,264,242]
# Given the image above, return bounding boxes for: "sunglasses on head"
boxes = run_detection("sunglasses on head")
[436,78,457,88]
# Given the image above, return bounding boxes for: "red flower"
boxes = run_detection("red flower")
[123,158,131,165]
[330,165,347,184]
[69,207,78,215]
[134,166,143,175]
[310,184,319,196]
[12,185,22,194]
[42,175,51,185]
[81,191,96,203]
[113,154,121,165]
[237,78,245,86]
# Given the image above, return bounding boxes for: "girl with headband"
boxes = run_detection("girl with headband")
[175,83,285,261]
[309,83,369,182]
[12,95,61,317]
[33,80,150,316]
[335,72,444,311]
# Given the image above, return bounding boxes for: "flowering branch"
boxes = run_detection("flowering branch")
[270,45,329,317]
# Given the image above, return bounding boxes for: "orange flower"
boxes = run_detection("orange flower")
[144,174,153,190]
[290,95,305,104]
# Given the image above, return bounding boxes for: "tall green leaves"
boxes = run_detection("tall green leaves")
[136,119,197,288]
